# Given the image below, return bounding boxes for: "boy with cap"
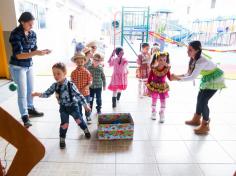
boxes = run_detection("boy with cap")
[86,41,97,55]
[83,47,93,69]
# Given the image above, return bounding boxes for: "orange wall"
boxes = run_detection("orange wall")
[0,21,10,79]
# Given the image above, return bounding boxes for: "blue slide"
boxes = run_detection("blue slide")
[166,22,194,42]
[205,32,225,45]
[171,32,194,42]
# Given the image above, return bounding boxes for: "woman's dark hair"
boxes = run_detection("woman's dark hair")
[188,40,202,74]
[18,12,35,24]
[52,62,67,73]
[150,52,170,67]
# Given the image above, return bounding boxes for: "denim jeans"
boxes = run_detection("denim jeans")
[59,105,87,138]
[9,64,34,117]
[78,96,91,118]
[90,88,102,111]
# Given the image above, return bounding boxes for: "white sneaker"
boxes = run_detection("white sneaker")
[151,112,157,120]
[159,112,165,123]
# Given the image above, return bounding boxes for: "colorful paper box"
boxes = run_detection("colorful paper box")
[97,113,134,140]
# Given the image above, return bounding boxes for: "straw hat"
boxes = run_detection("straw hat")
[86,41,97,48]
[71,53,86,62]
[82,47,91,55]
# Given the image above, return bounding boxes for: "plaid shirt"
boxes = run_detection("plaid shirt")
[40,78,87,107]
[84,59,92,69]
[9,25,37,67]
[71,67,92,96]
[88,65,106,89]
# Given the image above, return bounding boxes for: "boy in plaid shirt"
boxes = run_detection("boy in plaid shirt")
[32,62,91,149]
[87,53,106,114]
[71,53,93,123]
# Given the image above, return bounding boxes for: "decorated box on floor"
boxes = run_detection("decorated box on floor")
[97,113,134,140]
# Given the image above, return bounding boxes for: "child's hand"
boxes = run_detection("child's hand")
[103,86,106,91]
[84,105,91,112]
[32,92,42,97]
[84,85,90,90]
[111,49,116,57]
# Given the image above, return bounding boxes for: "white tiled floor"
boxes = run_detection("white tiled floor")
[1,76,236,176]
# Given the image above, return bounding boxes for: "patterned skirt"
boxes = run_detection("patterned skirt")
[146,81,169,99]
[136,64,150,79]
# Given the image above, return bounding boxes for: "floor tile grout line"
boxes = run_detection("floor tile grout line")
[147,124,161,176]
[214,138,236,163]
[183,139,206,176]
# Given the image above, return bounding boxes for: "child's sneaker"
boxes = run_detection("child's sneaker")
[24,121,32,128]
[86,116,92,124]
[151,111,157,120]
[159,112,165,123]
[84,128,91,139]
[60,137,66,149]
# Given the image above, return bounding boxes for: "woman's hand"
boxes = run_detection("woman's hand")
[32,92,42,97]
[34,49,51,56]
[42,49,52,54]
[103,86,106,91]
[171,74,181,81]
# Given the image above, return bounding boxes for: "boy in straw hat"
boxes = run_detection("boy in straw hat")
[86,41,97,55]
[71,53,93,123]
[83,47,93,69]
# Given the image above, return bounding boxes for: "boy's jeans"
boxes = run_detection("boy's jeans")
[59,105,87,138]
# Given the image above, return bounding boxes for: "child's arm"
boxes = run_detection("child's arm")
[84,72,93,90]
[71,71,77,85]
[71,83,90,111]
[101,68,106,90]
[136,55,142,66]
[108,49,116,66]
[32,83,56,98]
[147,70,153,83]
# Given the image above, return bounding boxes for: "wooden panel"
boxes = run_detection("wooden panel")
[0,107,45,176]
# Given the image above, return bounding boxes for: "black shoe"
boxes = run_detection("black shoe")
[97,109,101,115]
[112,97,116,108]
[84,128,91,139]
[28,107,44,117]
[60,137,66,149]
[22,115,32,128]
[117,92,121,101]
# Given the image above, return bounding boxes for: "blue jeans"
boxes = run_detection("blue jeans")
[59,105,87,138]
[9,64,34,117]
[78,96,91,118]
[90,88,102,111]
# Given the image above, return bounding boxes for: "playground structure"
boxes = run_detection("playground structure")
[191,17,236,46]
[112,6,236,57]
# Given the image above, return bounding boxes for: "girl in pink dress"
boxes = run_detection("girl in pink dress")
[146,52,176,122]
[108,47,128,108]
